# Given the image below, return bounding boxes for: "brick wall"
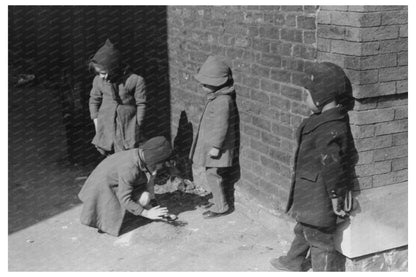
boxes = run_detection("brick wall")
[317,6,408,190]
[167,6,319,211]
[167,5,408,212]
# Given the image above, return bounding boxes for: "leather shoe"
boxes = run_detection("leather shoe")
[202,210,231,219]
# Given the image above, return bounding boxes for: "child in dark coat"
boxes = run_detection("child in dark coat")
[270,62,357,271]
[88,39,146,155]
[189,55,238,219]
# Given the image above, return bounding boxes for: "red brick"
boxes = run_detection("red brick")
[281,5,304,12]
[243,148,260,163]
[239,111,252,123]
[348,6,406,12]
[226,48,244,59]
[345,54,397,70]
[351,124,375,138]
[344,69,379,85]
[235,36,251,48]
[382,10,408,25]
[356,135,392,151]
[280,138,295,153]
[270,95,291,110]
[260,79,280,93]
[291,102,310,117]
[243,124,260,138]
[379,66,408,82]
[251,89,270,104]
[356,26,400,42]
[252,116,271,131]
[396,80,408,94]
[272,123,294,140]
[392,133,407,146]
[233,60,251,74]
[297,15,316,30]
[349,108,395,125]
[330,11,381,27]
[260,155,282,172]
[281,84,303,101]
[303,31,316,44]
[259,26,280,40]
[261,131,281,146]
[374,119,407,136]
[400,25,408,38]
[317,38,331,52]
[377,95,407,108]
[270,68,291,83]
[317,25,345,39]
[242,75,260,88]
[269,147,291,165]
[356,150,374,165]
[317,11,331,24]
[258,53,282,67]
[398,52,408,66]
[320,6,348,11]
[251,64,270,78]
[374,145,408,161]
[372,169,407,187]
[355,161,391,177]
[293,45,317,60]
[250,138,269,155]
[379,38,407,53]
[252,39,271,52]
[353,82,396,99]
[281,28,303,43]
[281,57,304,71]
[392,157,407,171]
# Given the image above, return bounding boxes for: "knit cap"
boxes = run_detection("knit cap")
[90,39,121,76]
[194,55,231,87]
[141,136,172,167]
[304,62,347,110]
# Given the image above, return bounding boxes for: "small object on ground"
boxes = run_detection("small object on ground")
[162,214,177,221]
[26,239,34,243]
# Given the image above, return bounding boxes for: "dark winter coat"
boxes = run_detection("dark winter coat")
[78,149,148,236]
[286,106,357,227]
[89,74,146,152]
[189,86,238,168]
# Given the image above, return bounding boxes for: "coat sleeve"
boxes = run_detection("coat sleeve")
[209,96,231,149]
[89,76,103,119]
[134,75,147,127]
[318,124,349,199]
[116,166,145,216]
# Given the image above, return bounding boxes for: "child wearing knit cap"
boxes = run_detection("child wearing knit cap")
[270,62,357,271]
[190,55,239,219]
[78,136,176,236]
[88,39,146,155]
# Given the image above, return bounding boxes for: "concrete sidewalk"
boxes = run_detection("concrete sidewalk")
[9,189,295,271]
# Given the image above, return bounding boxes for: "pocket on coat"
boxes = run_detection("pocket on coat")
[299,171,319,182]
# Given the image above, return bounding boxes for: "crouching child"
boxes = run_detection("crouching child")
[270,62,357,271]
[78,136,177,236]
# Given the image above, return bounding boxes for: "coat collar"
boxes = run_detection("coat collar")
[207,85,235,101]
[302,106,347,135]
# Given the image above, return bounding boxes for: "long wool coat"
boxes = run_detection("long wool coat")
[189,86,238,168]
[78,148,148,236]
[286,106,357,227]
[89,74,146,152]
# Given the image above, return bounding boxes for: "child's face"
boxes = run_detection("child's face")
[94,66,108,80]
[305,89,320,114]
[201,84,217,93]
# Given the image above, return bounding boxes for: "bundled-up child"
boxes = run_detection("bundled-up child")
[270,62,357,271]
[88,39,146,155]
[78,136,175,236]
[189,55,238,219]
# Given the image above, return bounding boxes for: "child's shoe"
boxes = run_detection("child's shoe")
[270,256,302,271]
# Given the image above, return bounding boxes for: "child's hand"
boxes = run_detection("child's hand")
[331,197,348,218]
[141,206,168,220]
[208,147,220,158]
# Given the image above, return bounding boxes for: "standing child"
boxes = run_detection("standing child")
[190,55,238,219]
[270,62,357,271]
[88,39,146,155]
